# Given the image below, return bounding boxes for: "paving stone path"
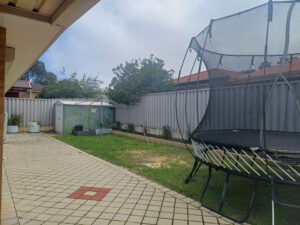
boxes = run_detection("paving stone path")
[2,133,238,225]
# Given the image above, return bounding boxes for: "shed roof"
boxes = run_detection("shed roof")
[56,100,115,107]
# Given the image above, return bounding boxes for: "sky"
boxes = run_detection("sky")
[40,0,269,87]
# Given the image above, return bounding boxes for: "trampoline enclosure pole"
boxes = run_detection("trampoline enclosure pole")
[272,200,275,225]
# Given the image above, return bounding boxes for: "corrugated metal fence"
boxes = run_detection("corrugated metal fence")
[116,81,300,137]
[115,89,210,136]
[5,80,300,135]
[200,81,300,133]
[5,98,95,126]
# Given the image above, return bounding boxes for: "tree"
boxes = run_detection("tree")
[107,55,174,105]
[80,73,104,98]
[40,72,103,98]
[22,60,57,84]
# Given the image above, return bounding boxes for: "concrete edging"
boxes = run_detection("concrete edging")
[19,126,53,132]
[112,130,192,149]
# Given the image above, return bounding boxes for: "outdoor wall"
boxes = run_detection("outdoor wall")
[115,80,300,139]
[5,98,95,128]
[5,80,300,136]
[200,81,300,133]
[115,89,210,139]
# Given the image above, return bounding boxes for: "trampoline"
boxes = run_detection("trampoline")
[175,1,300,224]
[194,130,300,153]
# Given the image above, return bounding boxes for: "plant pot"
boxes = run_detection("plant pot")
[28,125,40,133]
[7,125,19,133]
[28,121,38,126]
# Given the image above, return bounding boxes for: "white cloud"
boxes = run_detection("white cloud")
[41,0,268,86]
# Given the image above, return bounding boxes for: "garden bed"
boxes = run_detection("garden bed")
[112,130,191,149]
[114,127,190,143]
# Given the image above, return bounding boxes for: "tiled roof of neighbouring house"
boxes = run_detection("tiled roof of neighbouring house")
[12,80,32,89]
[175,71,209,84]
[175,57,300,85]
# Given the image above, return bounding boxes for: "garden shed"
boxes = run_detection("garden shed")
[54,100,115,134]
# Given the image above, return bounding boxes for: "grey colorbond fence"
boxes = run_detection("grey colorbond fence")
[115,89,210,137]
[5,98,95,126]
[116,81,300,137]
[201,81,300,133]
[5,80,300,135]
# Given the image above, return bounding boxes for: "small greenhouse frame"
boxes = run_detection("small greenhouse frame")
[54,100,115,135]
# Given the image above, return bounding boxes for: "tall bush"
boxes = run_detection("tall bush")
[162,125,172,139]
[128,123,135,133]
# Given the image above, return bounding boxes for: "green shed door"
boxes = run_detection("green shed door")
[101,107,114,128]
[63,105,92,134]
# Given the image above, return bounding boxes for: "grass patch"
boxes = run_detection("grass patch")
[56,134,299,225]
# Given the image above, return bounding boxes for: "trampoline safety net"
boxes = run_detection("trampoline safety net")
[191,1,300,151]
[176,1,300,224]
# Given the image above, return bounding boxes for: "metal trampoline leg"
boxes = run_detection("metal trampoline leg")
[198,172,258,224]
[185,159,201,184]
[241,179,258,223]
[219,173,230,212]
[200,166,212,202]
[192,161,202,179]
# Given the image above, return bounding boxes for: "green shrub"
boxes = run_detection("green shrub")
[112,121,121,130]
[127,123,135,133]
[8,114,21,126]
[162,125,172,139]
[143,126,148,135]
[30,121,41,126]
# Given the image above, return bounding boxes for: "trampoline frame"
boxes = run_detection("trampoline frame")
[185,140,300,223]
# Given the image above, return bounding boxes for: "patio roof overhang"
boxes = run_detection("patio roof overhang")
[0,0,100,92]
[0,1,101,221]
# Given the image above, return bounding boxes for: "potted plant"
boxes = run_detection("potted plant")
[28,121,40,133]
[7,114,21,133]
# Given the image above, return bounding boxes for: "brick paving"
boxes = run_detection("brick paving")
[67,187,111,201]
[2,133,238,225]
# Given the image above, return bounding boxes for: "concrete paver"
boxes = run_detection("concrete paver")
[2,133,238,225]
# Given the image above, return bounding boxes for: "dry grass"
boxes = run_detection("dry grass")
[127,150,189,168]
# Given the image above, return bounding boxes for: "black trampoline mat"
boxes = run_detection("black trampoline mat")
[194,130,300,152]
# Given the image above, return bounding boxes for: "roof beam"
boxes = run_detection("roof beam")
[51,0,74,27]
[0,4,51,23]
[33,0,47,12]
[51,0,100,27]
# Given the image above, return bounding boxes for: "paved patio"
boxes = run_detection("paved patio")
[2,133,238,225]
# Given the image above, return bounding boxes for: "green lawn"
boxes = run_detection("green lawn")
[56,134,299,225]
